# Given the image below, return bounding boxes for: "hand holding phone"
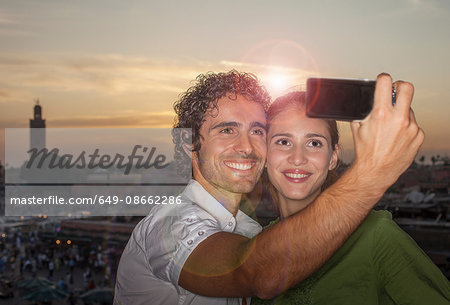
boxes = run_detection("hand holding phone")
[349,74,424,191]
[306,77,395,121]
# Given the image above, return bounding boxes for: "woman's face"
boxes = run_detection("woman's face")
[267,105,339,203]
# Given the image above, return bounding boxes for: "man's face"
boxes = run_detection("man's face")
[193,94,267,197]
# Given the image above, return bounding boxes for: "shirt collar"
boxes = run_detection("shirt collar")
[182,179,253,231]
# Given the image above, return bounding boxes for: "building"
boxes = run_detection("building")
[29,99,46,151]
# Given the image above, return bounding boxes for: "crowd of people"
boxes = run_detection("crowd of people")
[0,225,113,303]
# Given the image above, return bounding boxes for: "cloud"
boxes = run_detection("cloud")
[403,0,447,10]
[0,86,37,105]
[1,53,305,131]
[0,90,10,98]
[0,111,176,129]
[49,111,176,128]
[219,60,313,96]
[0,53,315,108]
[0,53,211,104]
[0,120,27,128]
[220,60,311,72]
[0,28,32,36]
[0,9,32,36]
[377,0,448,18]
[0,10,15,24]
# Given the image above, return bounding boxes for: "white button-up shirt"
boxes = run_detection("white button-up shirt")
[114,180,262,305]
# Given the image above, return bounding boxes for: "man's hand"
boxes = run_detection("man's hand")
[350,73,424,192]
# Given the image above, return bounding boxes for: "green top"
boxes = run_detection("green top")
[252,210,450,305]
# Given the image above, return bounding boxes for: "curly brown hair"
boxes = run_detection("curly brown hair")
[172,70,271,179]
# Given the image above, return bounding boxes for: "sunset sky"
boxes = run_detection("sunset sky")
[1,0,449,165]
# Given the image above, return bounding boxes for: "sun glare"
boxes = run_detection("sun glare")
[264,71,291,97]
[270,73,287,90]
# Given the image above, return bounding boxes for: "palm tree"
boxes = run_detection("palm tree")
[419,155,425,166]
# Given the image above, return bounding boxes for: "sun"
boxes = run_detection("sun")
[264,71,290,97]
[270,73,287,90]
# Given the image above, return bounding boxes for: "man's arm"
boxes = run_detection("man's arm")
[179,74,425,299]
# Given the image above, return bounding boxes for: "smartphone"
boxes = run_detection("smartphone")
[306,78,376,121]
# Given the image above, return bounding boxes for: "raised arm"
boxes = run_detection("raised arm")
[179,73,425,299]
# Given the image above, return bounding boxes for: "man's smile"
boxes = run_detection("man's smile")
[223,160,256,171]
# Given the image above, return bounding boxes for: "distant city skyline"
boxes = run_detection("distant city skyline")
[1,1,449,165]
[1,100,447,168]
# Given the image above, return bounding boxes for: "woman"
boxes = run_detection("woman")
[253,91,450,304]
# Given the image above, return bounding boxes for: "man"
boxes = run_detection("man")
[114,70,424,304]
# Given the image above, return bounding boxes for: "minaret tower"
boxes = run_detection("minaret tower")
[29,99,46,151]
